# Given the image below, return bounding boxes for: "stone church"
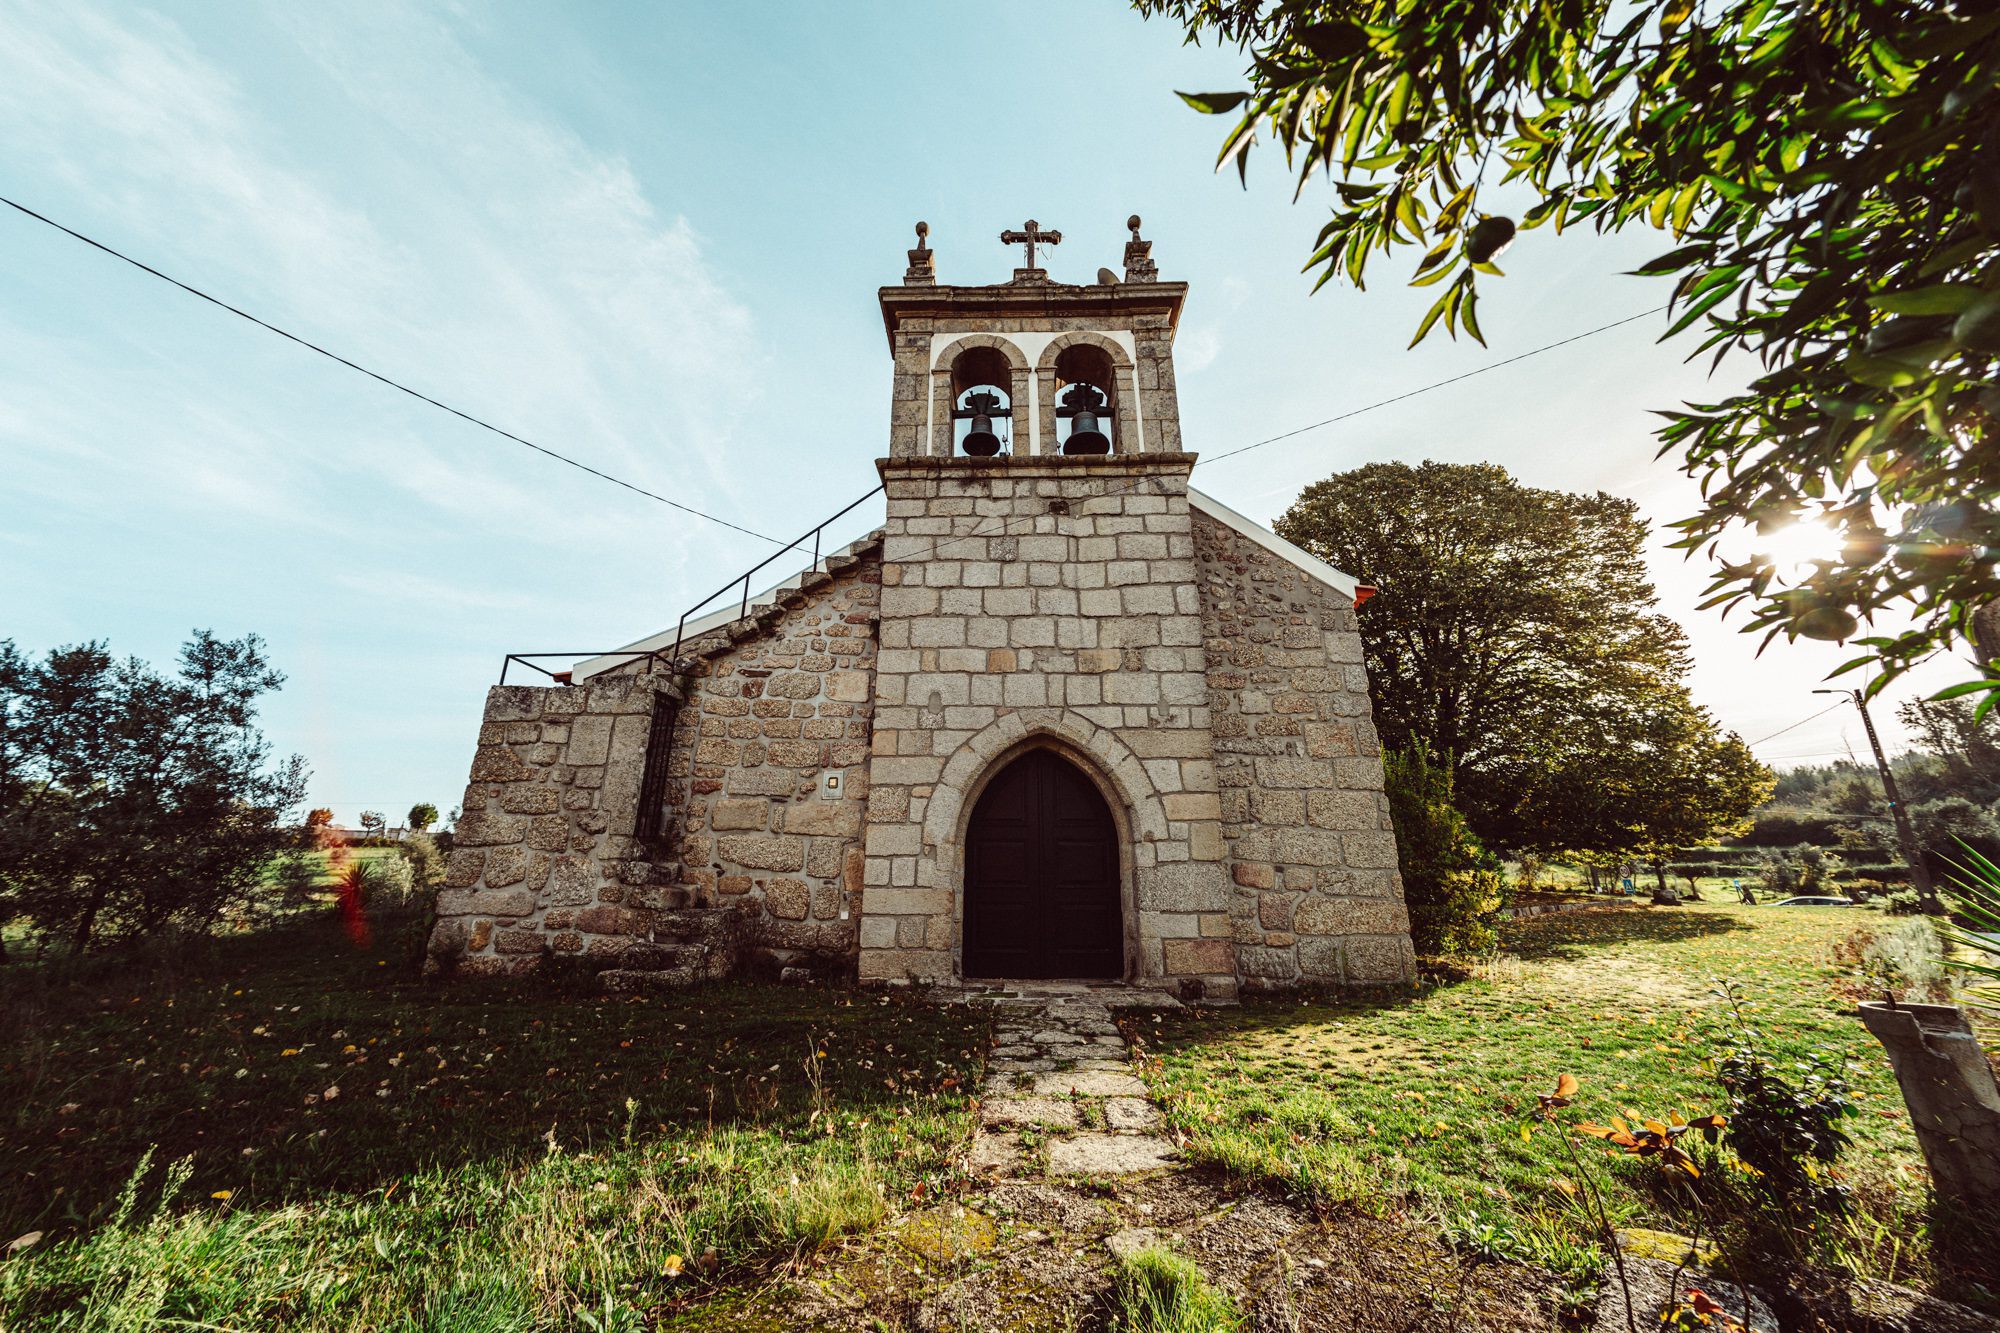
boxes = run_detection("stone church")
[427,219,1415,1001]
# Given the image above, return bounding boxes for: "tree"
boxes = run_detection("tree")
[0,631,307,953]
[1142,0,2000,700]
[358,810,386,841]
[1382,742,1506,955]
[407,802,439,833]
[304,807,335,846]
[1897,697,2000,803]
[1275,460,1768,853]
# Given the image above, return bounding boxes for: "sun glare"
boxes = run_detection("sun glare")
[1757,519,1844,580]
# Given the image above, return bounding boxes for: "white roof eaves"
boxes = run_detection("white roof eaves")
[1188,487,1359,597]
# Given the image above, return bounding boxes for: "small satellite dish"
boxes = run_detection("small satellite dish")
[1096,267,1120,285]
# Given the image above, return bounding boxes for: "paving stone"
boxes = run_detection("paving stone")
[1105,1227,1158,1262]
[1047,1132,1176,1176]
[969,1132,1027,1175]
[1104,1097,1162,1131]
[982,1072,1039,1097]
[983,1097,1084,1130]
[1030,1030,1085,1044]
[1031,1069,1149,1098]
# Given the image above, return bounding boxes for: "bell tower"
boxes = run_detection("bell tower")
[861,219,1239,998]
[881,216,1186,459]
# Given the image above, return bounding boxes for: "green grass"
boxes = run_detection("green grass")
[1111,1245,1243,1333]
[1133,902,1975,1285]
[0,909,990,1329]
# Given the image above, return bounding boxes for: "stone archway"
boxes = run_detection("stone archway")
[962,747,1122,979]
[930,333,1031,457]
[1035,331,1140,455]
[905,707,1219,986]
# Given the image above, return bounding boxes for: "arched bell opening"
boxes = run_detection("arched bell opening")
[961,747,1124,980]
[949,345,1014,457]
[1053,344,1117,455]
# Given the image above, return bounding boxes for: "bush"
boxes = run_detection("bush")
[400,834,445,892]
[1383,744,1506,956]
[1857,918,1953,1003]
[1885,890,1924,916]
[1715,1029,1858,1229]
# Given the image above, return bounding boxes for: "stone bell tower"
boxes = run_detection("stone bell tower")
[859,218,1245,997]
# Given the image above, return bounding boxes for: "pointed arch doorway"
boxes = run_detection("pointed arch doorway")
[962,748,1123,980]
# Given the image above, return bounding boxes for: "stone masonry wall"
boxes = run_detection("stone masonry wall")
[863,453,1238,998]
[657,557,880,972]
[1193,512,1416,987]
[427,676,674,976]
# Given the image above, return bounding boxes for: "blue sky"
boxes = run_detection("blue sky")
[0,2,1966,825]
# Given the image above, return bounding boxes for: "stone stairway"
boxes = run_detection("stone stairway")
[965,987,1179,1179]
[597,904,744,993]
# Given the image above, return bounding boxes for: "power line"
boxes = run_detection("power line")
[1745,700,1850,748]
[908,302,1656,560]
[0,195,779,545]
[1197,306,1668,467]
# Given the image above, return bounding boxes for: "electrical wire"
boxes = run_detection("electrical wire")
[1196,306,1669,467]
[908,305,1670,564]
[1745,700,1850,748]
[0,195,780,544]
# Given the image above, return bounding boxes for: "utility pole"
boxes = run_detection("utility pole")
[1815,687,1940,912]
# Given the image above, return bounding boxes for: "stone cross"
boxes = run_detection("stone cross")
[1000,219,1061,271]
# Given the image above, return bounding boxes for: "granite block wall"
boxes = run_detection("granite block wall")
[1192,511,1416,987]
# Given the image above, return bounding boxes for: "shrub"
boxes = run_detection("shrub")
[1856,918,1953,1003]
[1714,1018,1858,1228]
[400,833,445,892]
[1383,744,1506,956]
[1756,850,1802,897]
[269,852,321,908]
[1884,891,1924,916]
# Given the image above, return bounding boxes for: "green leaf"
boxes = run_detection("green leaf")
[1409,284,1453,347]
[1869,285,1983,316]
[1930,679,2000,702]
[1630,246,1709,276]
[1178,91,1249,115]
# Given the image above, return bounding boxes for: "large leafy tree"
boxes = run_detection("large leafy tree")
[1141,0,2000,701]
[0,631,307,954]
[1276,461,1769,853]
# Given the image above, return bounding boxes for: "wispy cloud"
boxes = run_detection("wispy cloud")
[0,1,765,550]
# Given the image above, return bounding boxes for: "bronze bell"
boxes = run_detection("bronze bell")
[961,391,1002,456]
[1062,384,1110,455]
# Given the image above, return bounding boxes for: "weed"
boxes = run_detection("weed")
[1111,1244,1243,1333]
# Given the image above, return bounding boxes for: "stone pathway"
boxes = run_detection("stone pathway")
[964,986,1178,1181]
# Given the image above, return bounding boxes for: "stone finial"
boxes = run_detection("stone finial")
[904,220,936,286]
[1123,214,1158,283]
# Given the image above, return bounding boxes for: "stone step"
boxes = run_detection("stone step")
[602,958,704,993]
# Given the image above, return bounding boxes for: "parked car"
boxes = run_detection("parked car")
[1772,896,1854,908]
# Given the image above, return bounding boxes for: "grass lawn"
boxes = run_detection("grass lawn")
[1132,901,1983,1290]
[0,910,990,1330]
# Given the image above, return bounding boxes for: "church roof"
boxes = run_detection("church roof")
[573,488,1358,682]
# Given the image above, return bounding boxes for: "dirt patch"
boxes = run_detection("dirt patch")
[665,1170,1569,1330]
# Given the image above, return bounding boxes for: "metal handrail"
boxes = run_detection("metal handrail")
[494,484,886,685]
[665,484,884,664]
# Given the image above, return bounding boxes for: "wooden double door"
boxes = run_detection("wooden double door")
[962,749,1123,979]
